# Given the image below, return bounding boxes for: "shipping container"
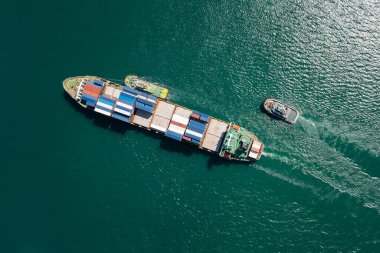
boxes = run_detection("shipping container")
[185,129,203,139]
[114,107,132,116]
[123,86,139,95]
[148,94,157,100]
[96,101,113,110]
[206,118,228,137]
[82,89,99,99]
[94,107,112,116]
[188,120,206,131]
[182,136,191,142]
[135,102,153,113]
[118,92,136,105]
[201,133,224,152]
[184,131,201,141]
[190,113,201,119]
[95,104,112,112]
[251,141,262,153]
[165,130,182,141]
[81,93,97,102]
[172,114,189,125]
[174,106,192,119]
[84,83,102,95]
[115,101,134,110]
[154,101,175,119]
[112,112,130,123]
[115,104,132,112]
[186,125,205,134]
[248,151,259,159]
[200,113,210,122]
[94,80,103,87]
[98,96,115,105]
[191,139,201,145]
[150,115,170,133]
[86,100,96,107]
[137,98,155,107]
[132,109,153,128]
[168,124,186,135]
[170,120,187,129]
[140,92,148,97]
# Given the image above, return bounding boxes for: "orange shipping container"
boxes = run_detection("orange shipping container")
[84,83,102,95]
[83,89,99,98]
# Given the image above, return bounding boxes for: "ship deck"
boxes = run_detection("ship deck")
[64,76,264,161]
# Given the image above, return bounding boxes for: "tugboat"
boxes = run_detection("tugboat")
[262,98,299,124]
[124,75,169,99]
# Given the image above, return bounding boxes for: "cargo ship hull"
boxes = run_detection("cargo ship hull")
[63,76,264,161]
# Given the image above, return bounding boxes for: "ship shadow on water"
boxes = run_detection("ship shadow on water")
[63,92,254,169]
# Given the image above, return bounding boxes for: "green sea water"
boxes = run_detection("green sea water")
[1,0,379,252]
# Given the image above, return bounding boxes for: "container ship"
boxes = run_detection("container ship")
[63,76,264,161]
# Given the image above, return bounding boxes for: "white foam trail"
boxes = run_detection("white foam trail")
[261,151,295,165]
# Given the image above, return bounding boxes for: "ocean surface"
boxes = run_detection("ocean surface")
[1,0,379,252]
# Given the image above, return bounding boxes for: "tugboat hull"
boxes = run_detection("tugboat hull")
[263,99,299,124]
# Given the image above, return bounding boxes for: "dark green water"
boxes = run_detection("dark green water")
[1,0,379,252]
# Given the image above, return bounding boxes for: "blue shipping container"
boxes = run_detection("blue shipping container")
[135,102,153,113]
[191,139,201,145]
[189,120,206,131]
[200,114,210,122]
[123,86,139,95]
[165,130,182,141]
[139,92,148,97]
[137,98,155,107]
[98,99,115,107]
[81,93,97,102]
[99,96,115,103]
[115,105,133,112]
[112,112,130,123]
[184,132,201,141]
[94,80,103,87]
[95,104,112,112]
[119,93,136,105]
[148,94,157,100]
[186,125,204,135]
[192,110,201,116]
[86,100,96,107]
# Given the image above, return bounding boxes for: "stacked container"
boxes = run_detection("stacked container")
[135,92,156,113]
[165,106,192,141]
[248,140,262,159]
[95,96,115,116]
[132,92,157,128]
[81,82,103,107]
[182,111,209,146]
[112,87,138,123]
[150,101,175,133]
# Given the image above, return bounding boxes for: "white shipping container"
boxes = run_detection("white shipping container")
[185,129,203,138]
[248,151,259,159]
[96,101,113,110]
[251,141,262,152]
[94,108,112,116]
[150,124,167,133]
[114,108,132,116]
[116,101,134,110]
[168,124,185,135]
[172,114,189,125]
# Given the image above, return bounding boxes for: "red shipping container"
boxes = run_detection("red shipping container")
[182,136,191,142]
[84,83,102,95]
[171,120,187,129]
[190,113,200,119]
[82,89,99,98]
